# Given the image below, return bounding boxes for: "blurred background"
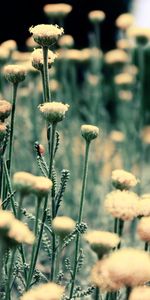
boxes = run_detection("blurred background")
[0,0,131,51]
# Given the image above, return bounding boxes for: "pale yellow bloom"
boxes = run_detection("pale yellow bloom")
[118,90,133,102]
[129,286,150,300]
[105,49,129,65]
[1,40,17,52]
[31,48,57,71]
[0,46,9,63]
[88,10,106,23]
[84,230,120,258]
[0,99,12,121]
[111,169,139,190]
[0,210,14,230]
[26,36,38,50]
[81,125,99,142]
[13,172,36,195]
[8,219,35,245]
[81,47,102,62]
[138,194,150,217]
[114,73,134,86]
[21,282,64,300]
[58,35,74,48]
[4,64,26,84]
[104,190,139,220]
[44,3,72,17]
[117,39,133,50]
[141,126,150,144]
[38,101,69,123]
[58,49,81,61]
[116,13,135,30]
[137,217,150,242]
[29,24,64,47]
[92,248,150,291]
[52,216,76,238]
[127,27,150,45]
[33,176,52,197]
[110,130,125,143]
[11,51,31,63]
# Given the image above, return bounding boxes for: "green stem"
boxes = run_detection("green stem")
[95,287,100,300]
[17,194,24,220]
[145,242,149,251]
[94,23,100,48]
[26,197,41,290]
[41,69,46,103]
[42,46,51,102]
[114,218,118,234]
[3,159,16,215]
[69,141,90,298]
[5,247,16,300]
[8,83,18,175]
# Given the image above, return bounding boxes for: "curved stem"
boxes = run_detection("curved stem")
[69,141,90,298]
[8,83,18,175]
[42,46,51,102]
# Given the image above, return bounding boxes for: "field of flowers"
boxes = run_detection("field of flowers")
[0,3,150,300]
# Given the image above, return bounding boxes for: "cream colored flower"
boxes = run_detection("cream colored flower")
[129,286,150,300]
[38,101,69,123]
[13,172,36,195]
[114,73,134,86]
[31,48,57,71]
[115,13,135,30]
[118,90,133,102]
[33,176,52,197]
[92,248,150,291]
[1,40,17,52]
[88,10,106,23]
[4,64,26,84]
[52,216,76,238]
[141,126,150,145]
[57,48,81,61]
[105,49,129,65]
[44,3,72,17]
[11,51,31,63]
[138,194,150,217]
[81,125,99,142]
[21,282,64,300]
[8,219,35,245]
[0,210,14,230]
[29,24,64,47]
[110,130,125,143]
[137,217,150,242]
[84,230,120,258]
[26,36,38,50]
[81,47,102,62]
[0,99,12,121]
[104,190,139,220]
[117,39,133,50]
[58,35,74,48]
[127,27,150,45]
[0,46,9,63]
[111,169,139,190]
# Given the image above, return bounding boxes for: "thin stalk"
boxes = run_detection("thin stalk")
[26,197,41,290]
[114,218,118,234]
[42,46,51,102]
[55,238,63,277]
[17,194,24,220]
[69,141,90,298]
[3,159,16,215]
[126,287,131,300]
[5,247,16,300]
[8,83,18,174]
[95,287,100,300]
[41,69,46,103]
[0,155,3,198]
[94,23,100,48]
[145,242,149,251]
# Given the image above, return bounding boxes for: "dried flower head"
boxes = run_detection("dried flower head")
[138,194,150,217]
[21,282,64,300]
[91,248,150,291]
[58,35,74,48]
[84,230,120,258]
[137,217,150,242]
[1,40,17,52]
[8,219,35,245]
[127,27,150,45]
[116,13,135,30]
[0,122,7,142]
[29,24,64,47]
[4,64,26,84]
[105,49,129,65]
[0,99,12,122]
[104,190,139,220]
[129,286,150,300]
[13,171,36,195]
[141,126,150,145]
[52,216,76,238]
[38,101,69,123]
[88,10,106,23]
[111,169,139,190]
[44,3,72,18]
[110,130,125,143]
[81,125,99,142]
[31,48,57,71]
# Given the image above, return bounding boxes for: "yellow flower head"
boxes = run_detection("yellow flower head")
[29,24,64,47]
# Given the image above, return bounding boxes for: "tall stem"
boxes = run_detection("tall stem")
[69,141,90,298]
[26,197,41,290]
[95,287,100,300]
[8,83,18,174]
[5,247,16,300]
[42,46,51,102]
[145,241,149,251]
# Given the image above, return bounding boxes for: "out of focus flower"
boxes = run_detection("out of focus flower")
[137,216,150,242]
[104,190,139,220]
[129,286,150,300]
[141,126,150,144]
[44,3,72,18]
[21,282,64,300]
[138,194,150,217]
[58,35,74,48]
[127,27,150,45]
[84,230,120,258]
[111,169,139,190]
[0,99,12,122]
[116,13,135,30]
[52,216,76,238]
[105,49,129,65]
[4,64,26,84]
[88,10,106,23]
[110,130,125,143]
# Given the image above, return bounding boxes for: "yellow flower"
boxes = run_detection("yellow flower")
[114,73,134,86]
[21,282,64,300]
[141,126,150,145]
[116,13,135,30]
[137,217,150,242]
[52,216,76,238]
[111,169,139,190]
[127,27,150,45]
[129,286,150,300]
[31,48,57,71]
[104,190,139,220]
[105,49,129,65]
[29,24,64,47]
[0,99,12,122]
[38,101,69,123]
[81,125,99,142]
[4,64,26,84]
[138,194,150,217]
[88,10,106,23]
[8,219,35,245]
[58,35,74,48]
[1,40,17,53]
[44,3,72,18]
[109,130,125,143]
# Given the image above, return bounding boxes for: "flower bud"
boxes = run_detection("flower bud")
[29,24,64,47]
[38,101,69,123]
[4,64,26,84]
[81,125,99,142]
